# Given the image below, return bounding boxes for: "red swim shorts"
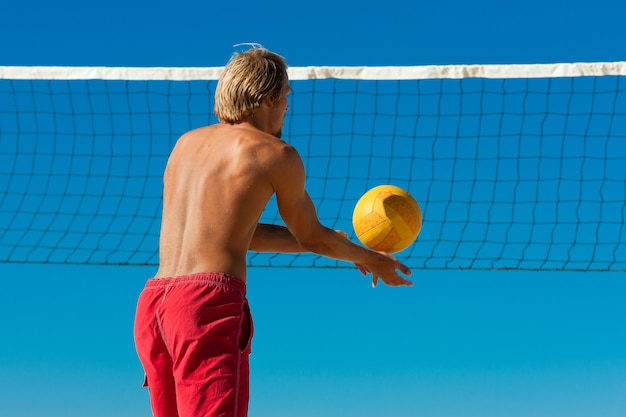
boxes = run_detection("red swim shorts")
[134,273,253,417]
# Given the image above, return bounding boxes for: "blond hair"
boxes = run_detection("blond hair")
[214,48,288,124]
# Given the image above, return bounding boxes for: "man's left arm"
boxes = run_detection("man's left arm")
[249,223,303,253]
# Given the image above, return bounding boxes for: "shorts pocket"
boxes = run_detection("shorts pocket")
[239,300,254,354]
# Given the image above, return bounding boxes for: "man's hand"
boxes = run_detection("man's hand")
[336,230,413,288]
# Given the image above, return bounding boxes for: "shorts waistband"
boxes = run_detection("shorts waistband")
[146,272,246,294]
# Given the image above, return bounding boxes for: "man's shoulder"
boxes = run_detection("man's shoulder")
[234,127,298,157]
[180,123,301,166]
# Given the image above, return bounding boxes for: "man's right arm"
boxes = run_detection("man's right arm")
[270,144,412,287]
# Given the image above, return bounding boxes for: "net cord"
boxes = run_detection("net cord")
[1,61,626,81]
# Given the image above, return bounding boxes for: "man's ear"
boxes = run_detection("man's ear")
[264,95,276,108]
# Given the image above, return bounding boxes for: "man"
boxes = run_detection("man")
[134,47,412,417]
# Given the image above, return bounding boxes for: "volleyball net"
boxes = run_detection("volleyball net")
[1,62,625,270]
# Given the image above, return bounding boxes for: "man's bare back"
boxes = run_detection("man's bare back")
[155,123,292,281]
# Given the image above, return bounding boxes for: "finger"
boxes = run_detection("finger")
[395,273,413,286]
[398,262,412,276]
[354,262,368,276]
[372,275,379,288]
[386,274,413,287]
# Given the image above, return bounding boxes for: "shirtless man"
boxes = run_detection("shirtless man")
[134,48,412,417]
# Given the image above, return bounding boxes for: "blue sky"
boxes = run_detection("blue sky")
[1,0,625,67]
[1,1,626,417]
